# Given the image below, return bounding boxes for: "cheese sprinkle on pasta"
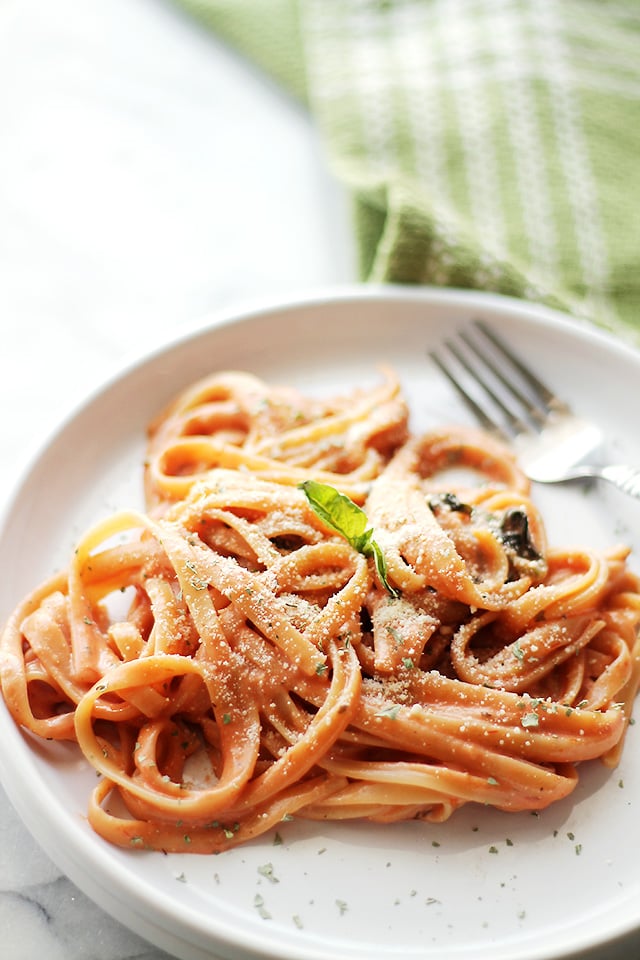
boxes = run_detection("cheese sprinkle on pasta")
[1,369,639,853]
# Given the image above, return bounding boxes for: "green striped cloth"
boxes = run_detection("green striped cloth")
[176,1,640,340]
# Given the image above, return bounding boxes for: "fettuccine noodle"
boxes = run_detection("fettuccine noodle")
[1,370,639,853]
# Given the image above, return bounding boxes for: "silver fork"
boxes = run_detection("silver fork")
[429,319,640,500]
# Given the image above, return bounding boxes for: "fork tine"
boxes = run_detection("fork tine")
[444,338,532,437]
[474,319,570,417]
[429,349,510,440]
[429,320,571,443]
[461,325,548,427]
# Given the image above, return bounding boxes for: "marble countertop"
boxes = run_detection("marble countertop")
[0,1,353,958]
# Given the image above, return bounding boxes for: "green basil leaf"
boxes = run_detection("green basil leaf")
[370,538,400,599]
[299,480,399,598]
[299,480,369,545]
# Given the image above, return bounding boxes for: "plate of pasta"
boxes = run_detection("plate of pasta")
[2,285,640,960]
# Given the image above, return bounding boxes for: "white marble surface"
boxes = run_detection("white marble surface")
[0,1,354,957]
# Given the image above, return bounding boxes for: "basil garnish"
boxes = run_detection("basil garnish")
[299,480,399,598]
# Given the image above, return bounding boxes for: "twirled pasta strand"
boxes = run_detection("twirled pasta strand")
[1,372,639,853]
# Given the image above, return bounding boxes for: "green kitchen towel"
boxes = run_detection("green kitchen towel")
[176,0,640,340]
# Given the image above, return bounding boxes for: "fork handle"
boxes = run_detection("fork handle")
[579,464,640,500]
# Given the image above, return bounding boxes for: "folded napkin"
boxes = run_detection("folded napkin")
[176,1,640,340]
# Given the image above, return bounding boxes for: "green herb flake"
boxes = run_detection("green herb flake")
[375,704,401,720]
[184,560,209,591]
[257,862,279,884]
[254,894,271,920]
[521,711,539,728]
[386,625,403,646]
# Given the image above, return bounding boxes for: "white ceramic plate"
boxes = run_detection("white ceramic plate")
[2,286,640,960]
